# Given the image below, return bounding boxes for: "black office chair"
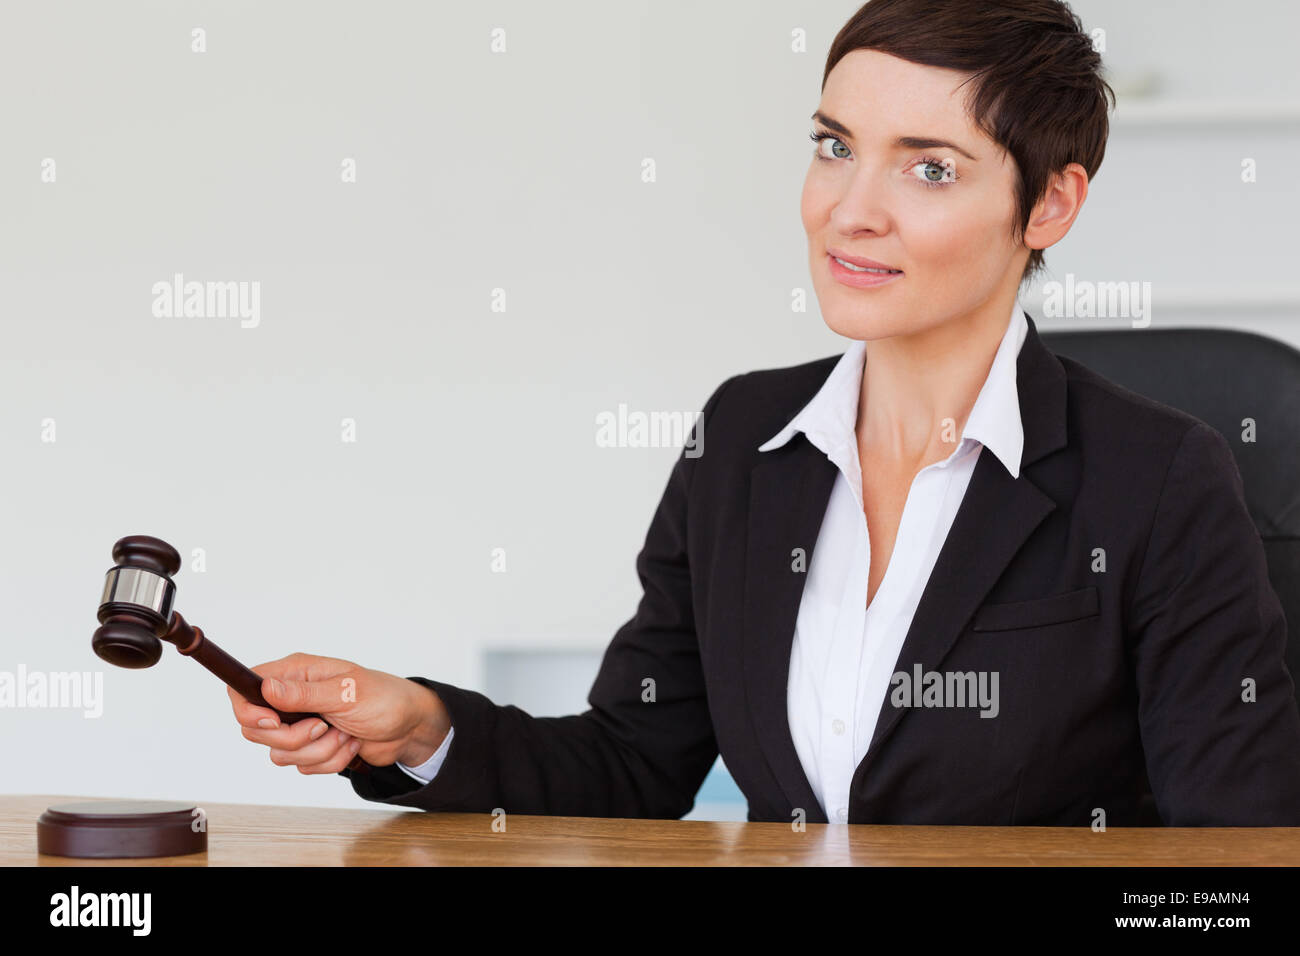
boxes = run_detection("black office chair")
[1041,323,1300,715]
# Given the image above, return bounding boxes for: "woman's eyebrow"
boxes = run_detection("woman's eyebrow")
[811,111,979,163]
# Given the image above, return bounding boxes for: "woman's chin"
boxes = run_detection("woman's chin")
[821,312,910,342]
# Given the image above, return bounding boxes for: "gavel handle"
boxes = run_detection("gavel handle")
[163,613,369,774]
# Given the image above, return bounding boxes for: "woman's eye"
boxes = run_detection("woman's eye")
[911,158,958,186]
[809,131,851,160]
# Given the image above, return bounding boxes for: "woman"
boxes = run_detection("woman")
[230,0,1300,825]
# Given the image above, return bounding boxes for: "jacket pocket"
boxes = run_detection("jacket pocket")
[970,585,1100,632]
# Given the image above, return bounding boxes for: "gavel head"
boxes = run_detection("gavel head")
[92,535,182,669]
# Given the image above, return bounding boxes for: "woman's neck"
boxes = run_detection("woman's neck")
[855,299,1015,471]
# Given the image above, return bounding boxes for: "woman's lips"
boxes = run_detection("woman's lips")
[827,253,904,288]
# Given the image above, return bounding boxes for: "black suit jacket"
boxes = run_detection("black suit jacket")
[344,313,1300,825]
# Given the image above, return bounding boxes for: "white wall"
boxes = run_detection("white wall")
[1,0,1295,810]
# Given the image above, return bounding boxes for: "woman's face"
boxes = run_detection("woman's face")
[801,49,1026,341]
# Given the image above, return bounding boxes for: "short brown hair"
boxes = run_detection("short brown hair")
[823,0,1115,285]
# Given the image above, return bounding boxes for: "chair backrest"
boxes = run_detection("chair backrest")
[1041,325,1300,714]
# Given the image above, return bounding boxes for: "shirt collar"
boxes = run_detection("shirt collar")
[757,301,1028,481]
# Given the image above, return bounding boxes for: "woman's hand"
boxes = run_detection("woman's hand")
[227,652,451,774]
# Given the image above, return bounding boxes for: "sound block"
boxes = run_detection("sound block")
[37,800,207,859]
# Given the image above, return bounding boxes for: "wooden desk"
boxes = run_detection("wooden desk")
[4,794,1298,865]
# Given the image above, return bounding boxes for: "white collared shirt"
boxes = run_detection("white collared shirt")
[757,301,1027,823]
[398,302,1027,809]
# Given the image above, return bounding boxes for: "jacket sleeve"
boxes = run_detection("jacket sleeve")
[342,374,741,818]
[1129,420,1300,825]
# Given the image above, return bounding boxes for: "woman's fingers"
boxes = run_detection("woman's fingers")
[227,684,284,729]
[267,727,354,769]
[241,717,331,749]
[297,738,364,775]
[227,653,358,727]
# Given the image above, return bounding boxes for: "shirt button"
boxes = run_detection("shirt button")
[836,807,848,822]
[831,718,845,736]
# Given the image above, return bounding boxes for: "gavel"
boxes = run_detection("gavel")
[92,534,368,774]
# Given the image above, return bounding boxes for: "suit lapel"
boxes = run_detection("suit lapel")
[741,312,1069,822]
[852,312,1069,787]
[744,433,838,823]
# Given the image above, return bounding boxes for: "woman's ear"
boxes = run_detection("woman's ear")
[1022,162,1090,256]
